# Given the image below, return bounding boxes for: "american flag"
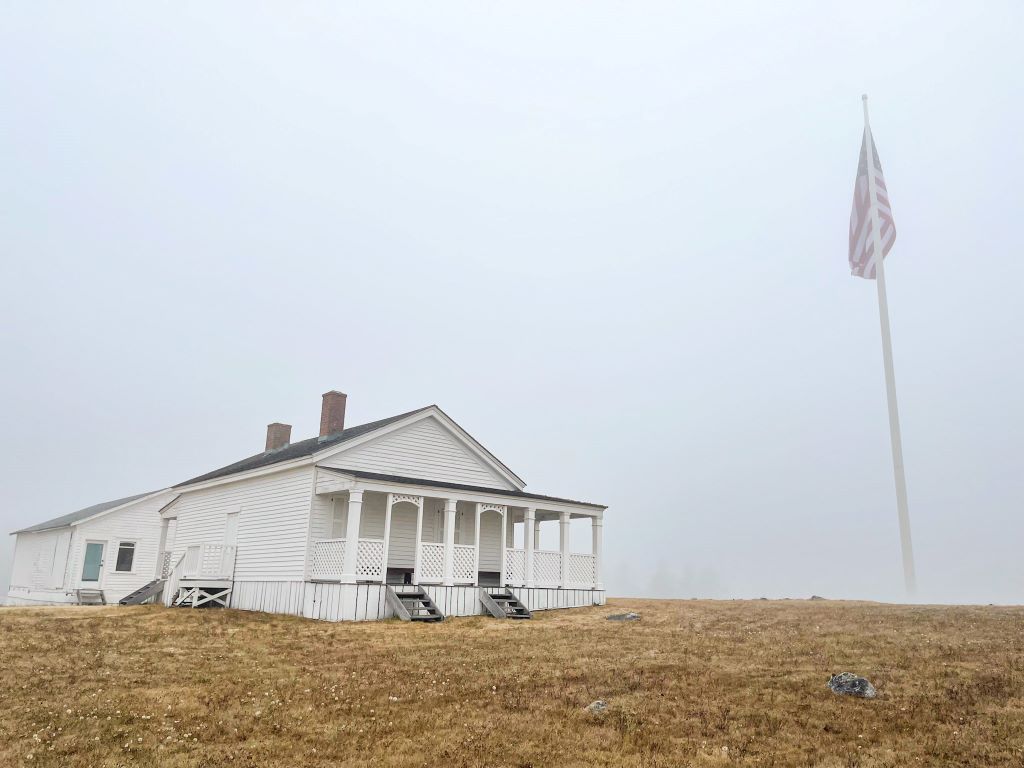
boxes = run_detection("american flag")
[849,128,896,279]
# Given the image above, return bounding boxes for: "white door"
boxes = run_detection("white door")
[80,541,105,587]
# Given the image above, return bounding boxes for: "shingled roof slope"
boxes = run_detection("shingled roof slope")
[174,406,432,488]
[13,492,155,534]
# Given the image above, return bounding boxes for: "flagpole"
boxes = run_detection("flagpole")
[862,94,917,597]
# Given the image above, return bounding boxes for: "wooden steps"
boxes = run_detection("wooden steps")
[118,579,165,605]
[75,589,106,605]
[386,585,444,622]
[480,590,532,619]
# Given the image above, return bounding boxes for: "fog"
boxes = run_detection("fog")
[2,2,1021,604]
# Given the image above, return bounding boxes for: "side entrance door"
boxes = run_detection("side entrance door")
[81,541,105,586]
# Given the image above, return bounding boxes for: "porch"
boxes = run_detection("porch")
[161,543,238,608]
[308,484,603,591]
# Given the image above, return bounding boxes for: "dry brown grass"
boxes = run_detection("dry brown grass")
[1,598,1022,767]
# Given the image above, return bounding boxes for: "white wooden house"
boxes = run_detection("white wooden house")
[7,489,178,605]
[7,391,606,621]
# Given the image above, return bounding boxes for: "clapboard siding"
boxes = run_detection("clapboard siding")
[456,501,476,545]
[422,499,444,543]
[309,494,335,542]
[65,491,174,602]
[386,504,417,568]
[359,493,387,538]
[169,467,314,581]
[318,416,515,490]
[479,510,502,571]
[164,519,177,551]
[8,528,72,591]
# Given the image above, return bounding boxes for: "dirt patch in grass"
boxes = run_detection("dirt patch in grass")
[1,599,1022,766]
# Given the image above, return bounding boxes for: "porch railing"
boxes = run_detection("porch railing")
[418,542,445,583]
[309,536,597,588]
[312,538,346,580]
[355,538,385,581]
[504,548,526,586]
[182,544,237,579]
[533,550,562,587]
[566,553,596,587]
[452,544,476,583]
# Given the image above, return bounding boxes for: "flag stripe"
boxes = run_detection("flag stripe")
[849,128,896,280]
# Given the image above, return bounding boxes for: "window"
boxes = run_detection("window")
[115,542,135,572]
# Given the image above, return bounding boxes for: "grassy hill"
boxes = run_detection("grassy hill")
[1,599,1021,767]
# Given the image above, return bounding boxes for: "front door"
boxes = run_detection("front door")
[81,542,105,585]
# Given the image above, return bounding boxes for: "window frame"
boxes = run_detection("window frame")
[114,541,137,573]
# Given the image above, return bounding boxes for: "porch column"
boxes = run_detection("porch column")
[559,511,571,588]
[499,508,507,585]
[592,515,603,590]
[412,498,425,585]
[341,490,363,584]
[473,503,482,585]
[534,518,541,549]
[442,498,457,586]
[381,494,394,585]
[524,507,536,588]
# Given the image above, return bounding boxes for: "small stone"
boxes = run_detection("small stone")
[606,612,641,622]
[827,672,877,699]
[585,700,608,714]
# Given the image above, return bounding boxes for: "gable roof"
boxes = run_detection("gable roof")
[175,406,433,488]
[13,491,156,534]
[312,405,526,490]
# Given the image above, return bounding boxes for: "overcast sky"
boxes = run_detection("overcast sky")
[2,2,1021,604]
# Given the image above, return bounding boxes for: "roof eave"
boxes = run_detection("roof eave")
[320,467,606,510]
[172,455,316,492]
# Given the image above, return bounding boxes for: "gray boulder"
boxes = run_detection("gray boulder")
[606,612,641,621]
[585,700,608,714]
[827,672,877,699]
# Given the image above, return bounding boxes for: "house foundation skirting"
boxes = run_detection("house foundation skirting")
[5,587,79,606]
[227,581,606,622]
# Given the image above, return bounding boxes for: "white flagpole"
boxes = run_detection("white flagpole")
[862,94,917,597]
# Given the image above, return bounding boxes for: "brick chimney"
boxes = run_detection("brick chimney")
[320,391,347,437]
[265,422,292,452]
